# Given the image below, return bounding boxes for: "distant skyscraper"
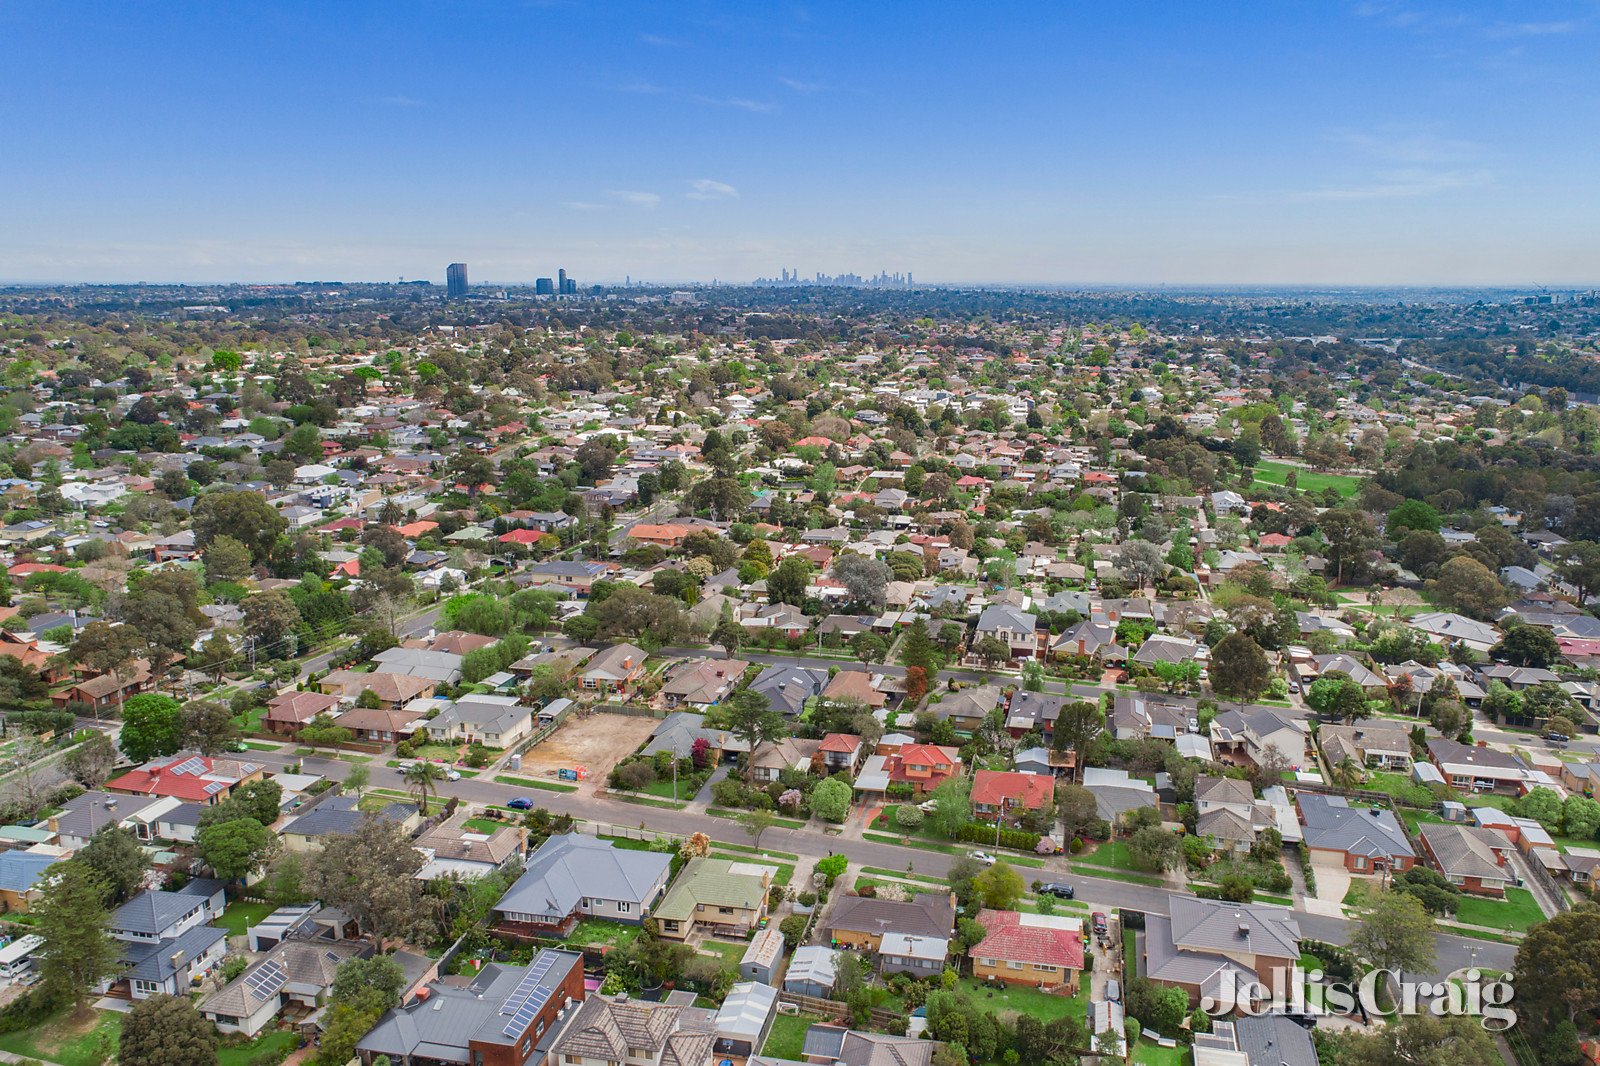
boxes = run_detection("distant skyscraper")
[446,262,468,298]
[557,268,568,294]
[535,277,554,295]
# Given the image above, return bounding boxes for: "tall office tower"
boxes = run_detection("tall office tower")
[557,268,568,294]
[446,262,468,297]
[535,277,555,295]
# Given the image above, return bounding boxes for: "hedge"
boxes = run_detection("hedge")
[954,823,1041,852]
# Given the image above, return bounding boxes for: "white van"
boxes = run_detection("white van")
[0,935,44,984]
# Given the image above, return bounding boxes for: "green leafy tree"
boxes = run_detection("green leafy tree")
[716,690,787,774]
[1306,671,1371,723]
[403,760,445,813]
[766,556,813,607]
[1429,556,1506,620]
[1127,826,1184,872]
[34,860,122,1010]
[303,817,430,949]
[119,993,219,1066]
[197,817,277,882]
[1511,906,1600,1028]
[202,533,253,584]
[192,489,287,563]
[180,698,239,756]
[70,620,142,719]
[1490,624,1560,668]
[1209,632,1271,708]
[120,692,184,762]
[810,777,853,823]
[927,776,972,839]
[1328,1014,1500,1066]
[973,861,1025,909]
[77,826,151,906]
[1348,889,1436,976]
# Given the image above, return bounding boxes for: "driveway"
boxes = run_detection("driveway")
[1306,857,1353,917]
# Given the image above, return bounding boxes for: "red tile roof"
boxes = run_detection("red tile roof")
[971,909,1083,970]
[971,769,1055,810]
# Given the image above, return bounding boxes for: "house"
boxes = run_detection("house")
[641,712,745,762]
[334,705,427,744]
[549,992,715,1066]
[357,949,584,1066]
[1306,654,1387,695]
[748,664,828,717]
[414,822,527,881]
[51,659,155,709]
[105,753,266,806]
[970,770,1054,824]
[1050,619,1125,661]
[1005,691,1067,741]
[741,603,812,639]
[974,605,1040,661]
[800,1026,940,1066]
[1297,795,1416,874]
[1209,708,1307,771]
[783,946,840,998]
[580,642,648,695]
[1081,767,1159,824]
[749,737,822,783]
[424,694,537,748]
[1417,823,1516,897]
[106,885,230,1000]
[661,658,749,709]
[931,684,1003,733]
[1426,738,1534,795]
[1142,897,1302,1006]
[1112,693,1196,741]
[1194,776,1268,855]
[0,852,59,913]
[1408,611,1501,654]
[655,857,772,941]
[280,795,420,852]
[1193,1016,1320,1066]
[1318,722,1413,772]
[47,790,164,849]
[263,690,342,735]
[820,669,889,709]
[492,833,672,936]
[818,734,866,777]
[877,932,949,978]
[970,909,1084,992]
[854,742,960,797]
[1132,634,1203,667]
[317,670,437,707]
[826,892,956,952]
[1014,746,1076,779]
[205,939,373,1038]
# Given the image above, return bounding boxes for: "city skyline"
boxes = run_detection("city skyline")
[3,2,1600,285]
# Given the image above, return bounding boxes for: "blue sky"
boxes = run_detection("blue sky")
[3,1,1598,285]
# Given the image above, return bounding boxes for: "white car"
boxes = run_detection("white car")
[396,760,416,772]
[967,850,998,866]
[919,799,940,814]
[446,769,461,782]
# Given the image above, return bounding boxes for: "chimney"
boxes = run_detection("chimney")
[1237,922,1251,937]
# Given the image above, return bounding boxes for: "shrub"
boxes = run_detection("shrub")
[779,913,809,946]
[954,823,1041,852]
[616,761,657,791]
[815,854,848,881]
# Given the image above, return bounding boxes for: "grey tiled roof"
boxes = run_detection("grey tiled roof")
[493,833,671,919]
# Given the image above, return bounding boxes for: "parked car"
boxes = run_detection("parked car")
[1092,912,1109,936]
[1104,978,1121,1003]
[446,769,462,781]
[919,799,940,814]
[396,760,416,772]
[1038,882,1076,899]
[1545,732,1571,744]
[967,850,998,866]
[506,797,535,810]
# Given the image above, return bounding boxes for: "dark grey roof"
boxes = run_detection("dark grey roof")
[828,893,955,939]
[1233,1014,1319,1066]
[749,665,828,716]
[53,791,162,838]
[123,924,227,983]
[113,889,204,936]
[286,795,414,838]
[1297,795,1415,861]
[494,833,671,919]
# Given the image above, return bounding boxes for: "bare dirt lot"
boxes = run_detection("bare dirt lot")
[520,711,658,777]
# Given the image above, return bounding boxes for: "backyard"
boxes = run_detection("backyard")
[567,918,644,950]
[217,1029,302,1066]
[216,898,276,937]
[763,1012,826,1059]
[957,977,1089,1023]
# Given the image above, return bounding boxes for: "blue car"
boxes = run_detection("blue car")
[506,797,534,811]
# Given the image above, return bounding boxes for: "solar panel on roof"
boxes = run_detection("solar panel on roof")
[204,781,228,795]
[169,757,206,776]
[498,958,550,1015]
[246,960,286,998]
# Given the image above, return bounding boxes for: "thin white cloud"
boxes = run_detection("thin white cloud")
[779,77,828,93]
[1285,168,1490,202]
[640,33,686,47]
[687,179,738,201]
[604,190,662,209]
[1484,20,1583,38]
[1331,129,1480,165]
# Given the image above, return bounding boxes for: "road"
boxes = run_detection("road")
[259,744,1514,980]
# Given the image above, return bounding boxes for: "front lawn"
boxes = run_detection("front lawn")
[216,899,277,937]
[958,977,1088,1023]
[0,1007,122,1066]
[1077,841,1140,871]
[218,1028,301,1066]
[764,1013,825,1059]
[1455,887,1545,933]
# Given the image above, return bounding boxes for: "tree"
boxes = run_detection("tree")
[973,635,1010,669]
[192,490,287,563]
[122,581,199,687]
[1562,795,1600,840]
[711,609,744,659]
[1117,540,1166,591]
[1555,541,1600,605]
[78,826,151,905]
[1127,826,1184,872]
[1429,556,1506,620]
[403,760,445,813]
[680,832,712,859]
[242,589,302,651]
[1330,1014,1500,1066]
[191,631,236,685]
[304,817,431,947]
[973,861,1025,909]
[739,809,776,851]
[1491,624,1561,668]
[1348,888,1436,976]
[119,993,219,1066]
[34,860,122,1011]
[717,690,787,769]
[1319,509,1379,584]
[120,692,184,762]
[767,556,813,607]
[202,533,253,584]
[63,732,118,788]
[1052,701,1104,779]
[811,778,853,823]
[832,554,893,608]
[1209,632,1271,708]
[1511,906,1600,1027]
[70,620,142,719]
[180,699,238,756]
[198,817,276,882]
[345,764,371,799]
[1386,499,1441,536]
[1306,671,1371,723]
[331,954,407,1011]
[927,776,972,839]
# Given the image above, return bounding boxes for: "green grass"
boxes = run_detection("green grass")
[1071,864,1167,888]
[216,899,277,937]
[568,918,644,949]
[707,807,808,829]
[698,938,749,966]
[707,840,801,860]
[1251,459,1361,498]
[763,1013,825,1059]
[1454,887,1545,933]
[233,703,268,732]
[218,1028,301,1066]
[494,774,579,792]
[610,792,688,810]
[1077,840,1139,870]
[240,740,280,751]
[463,817,505,833]
[0,1007,122,1066]
[1132,1037,1191,1065]
[861,831,1046,867]
[958,977,1088,1022]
